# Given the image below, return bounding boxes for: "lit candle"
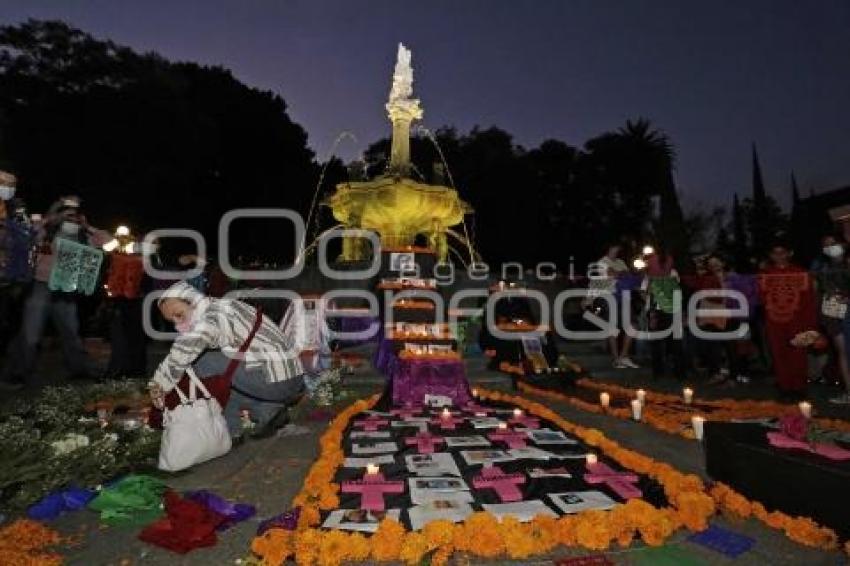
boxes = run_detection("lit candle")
[513,408,523,418]
[683,387,694,405]
[442,408,451,419]
[636,389,646,404]
[631,399,642,421]
[799,401,812,419]
[599,392,610,408]
[586,453,598,466]
[472,388,479,398]
[498,422,508,430]
[366,463,380,476]
[691,416,706,441]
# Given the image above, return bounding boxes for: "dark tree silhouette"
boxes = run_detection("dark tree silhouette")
[0,20,321,262]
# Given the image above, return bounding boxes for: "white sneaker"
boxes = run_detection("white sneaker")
[735,375,751,384]
[619,357,640,369]
[828,393,850,405]
[613,358,628,369]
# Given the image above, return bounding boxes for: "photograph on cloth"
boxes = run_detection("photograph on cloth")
[459,449,514,466]
[407,500,474,530]
[391,421,428,432]
[527,429,577,445]
[409,487,475,506]
[405,453,462,477]
[322,508,401,533]
[389,252,415,272]
[481,500,559,522]
[507,447,558,460]
[470,418,504,429]
[351,441,399,455]
[443,435,492,448]
[350,431,392,440]
[409,477,469,491]
[548,491,617,514]
[528,467,573,479]
[343,454,396,468]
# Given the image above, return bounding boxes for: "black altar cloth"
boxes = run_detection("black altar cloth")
[704,422,850,540]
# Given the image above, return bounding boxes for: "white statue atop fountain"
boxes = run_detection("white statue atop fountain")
[386,43,423,175]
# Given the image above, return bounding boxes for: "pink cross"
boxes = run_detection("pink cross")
[391,407,422,419]
[472,465,526,502]
[488,429,528,448]
[431,414,464,430]
[341,472,405,511]
[584,462,643,500]
[404,432,445,454]
[509,415,540,429]
[353,416,389,431]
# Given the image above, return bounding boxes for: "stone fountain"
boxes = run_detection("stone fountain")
[324,44,472,263]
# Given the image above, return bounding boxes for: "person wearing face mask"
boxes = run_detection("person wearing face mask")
[0,196,111,388]
[149,281,305,442]
[0,173,33,357]
[811,234,850,404]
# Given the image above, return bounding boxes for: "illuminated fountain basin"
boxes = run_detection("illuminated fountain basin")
[323,43,473,262]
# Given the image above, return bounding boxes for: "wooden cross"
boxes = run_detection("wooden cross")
[404,432,445,454]
[472,465,526,502]
[584,462,643,500]
[341,472,404,511]
[488,429,528,448]
[353,416,389,432]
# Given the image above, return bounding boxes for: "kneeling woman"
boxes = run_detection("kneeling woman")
[149,281,304,440]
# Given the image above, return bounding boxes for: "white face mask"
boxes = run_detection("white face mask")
[824,244,844,259]
[60,221,81,237]
[0,185,14,201]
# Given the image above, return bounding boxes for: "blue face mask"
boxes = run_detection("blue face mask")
[0,185,14,201]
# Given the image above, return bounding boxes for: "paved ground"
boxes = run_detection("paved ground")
[3,339,848,565]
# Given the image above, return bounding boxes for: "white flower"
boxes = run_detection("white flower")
[50,433,90,455]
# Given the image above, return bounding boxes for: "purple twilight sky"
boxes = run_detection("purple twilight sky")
[1,0,849,210]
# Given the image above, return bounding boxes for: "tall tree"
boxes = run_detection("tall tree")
[0,20,319,261]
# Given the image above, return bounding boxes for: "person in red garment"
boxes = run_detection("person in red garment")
[758,243,818,397]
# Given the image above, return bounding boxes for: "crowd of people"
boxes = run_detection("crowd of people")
[2,176,850,417]
[0,182,310,443]
[586,240,850,404]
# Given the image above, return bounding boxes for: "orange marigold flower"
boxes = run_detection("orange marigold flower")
[251,530,294,565]
[574,510,612,550]
[371,518,406,561]
[346,533,371,561]
[454,512,505,557]
[421,520,455,549]
[317,530,352,566]
[293,529,323,566]
[399,532,431,565]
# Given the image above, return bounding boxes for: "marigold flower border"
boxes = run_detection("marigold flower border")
[515,381,846,555]
[248,389,740,565]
